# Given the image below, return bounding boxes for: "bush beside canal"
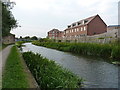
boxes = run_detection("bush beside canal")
[22,52,83,88]
[32,41,120,61]
[16,41,27,48]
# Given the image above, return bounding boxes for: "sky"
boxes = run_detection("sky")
[10,0,119,38]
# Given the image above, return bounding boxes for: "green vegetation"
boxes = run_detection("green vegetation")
[2,46,29,88]
[98,37,105,39]
[32,41,120,61]
[15,41,27,48]
[1,1,18,37]
[22,52,83,88]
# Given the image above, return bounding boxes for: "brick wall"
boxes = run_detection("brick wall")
[2,35,15,44]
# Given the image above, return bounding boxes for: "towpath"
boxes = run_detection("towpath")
[0,45,13,88]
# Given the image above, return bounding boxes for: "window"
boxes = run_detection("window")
[81,27,83,31]
[72,23,76,27]
[75,28,76,32]
[84,26,86,31]
[68,25,71,28]
[78,22,81,25]
[84,20,88,23]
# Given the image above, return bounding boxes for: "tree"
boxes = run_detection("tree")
[31,36,38,40]
[20,36,22,39]
[24,36,30,39]
[1,1,18,37]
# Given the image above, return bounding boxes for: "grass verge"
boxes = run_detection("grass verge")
[2,46,29,88]
[22,52,83,88]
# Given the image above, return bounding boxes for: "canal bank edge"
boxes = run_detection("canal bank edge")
[17,46,39,88]
[32,41,120,63]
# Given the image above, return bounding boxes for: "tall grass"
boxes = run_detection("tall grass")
[22,52,83,88]
[32,41,120,61]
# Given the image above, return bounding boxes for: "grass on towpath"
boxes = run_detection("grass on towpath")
[2,46,29,88]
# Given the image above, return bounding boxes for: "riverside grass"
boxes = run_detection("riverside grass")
[2,46,29,88]
[22,52,83,88]
[32,41,120,61]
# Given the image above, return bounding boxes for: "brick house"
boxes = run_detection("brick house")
[48,15,107,41]
[48,29,64,39]
[64,15,107,40]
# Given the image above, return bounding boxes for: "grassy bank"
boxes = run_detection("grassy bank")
[22,52,83,88]
[2,46,29,88]
[32,41,120,61]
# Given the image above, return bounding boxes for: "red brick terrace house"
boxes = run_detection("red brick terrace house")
[48,29,64,40]
[64,14,107,40]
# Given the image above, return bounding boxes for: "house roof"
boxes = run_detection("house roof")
[68,15,98,27]
[108,25,120,27]
[77,15,97,24]
[48,29,60,32]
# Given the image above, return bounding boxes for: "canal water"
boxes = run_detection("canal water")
[22,43,119,88]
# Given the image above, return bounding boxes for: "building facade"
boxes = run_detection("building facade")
[107,25,120,31]
[48,29,64,40]
[48,15,107,41]
[64,15,107,40]
[107,25,120,39]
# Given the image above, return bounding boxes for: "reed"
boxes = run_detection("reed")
[32,41,120,61]
[22,52,83,88]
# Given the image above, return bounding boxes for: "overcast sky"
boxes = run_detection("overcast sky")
[10,0,119,38]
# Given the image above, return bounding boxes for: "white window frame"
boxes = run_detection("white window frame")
[81,27,83,31]
[84,26,86,31]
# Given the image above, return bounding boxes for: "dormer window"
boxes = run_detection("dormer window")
[68,25,71,28]
[72,23,76,27]
[84,20,88,23]
[77,22,81,25]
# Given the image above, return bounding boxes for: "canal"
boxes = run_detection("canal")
[22,43,119,88]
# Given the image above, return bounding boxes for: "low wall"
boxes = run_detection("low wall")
[2,35,15,44]
[55,29,119,44]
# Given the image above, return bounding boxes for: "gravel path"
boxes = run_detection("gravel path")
[0,45,13,88]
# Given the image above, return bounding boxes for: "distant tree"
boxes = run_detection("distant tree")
[39,38,51,42]
[24,36,30,39]
[1,1,18,37]
[20,36,22,39]
[31,36,38,40]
